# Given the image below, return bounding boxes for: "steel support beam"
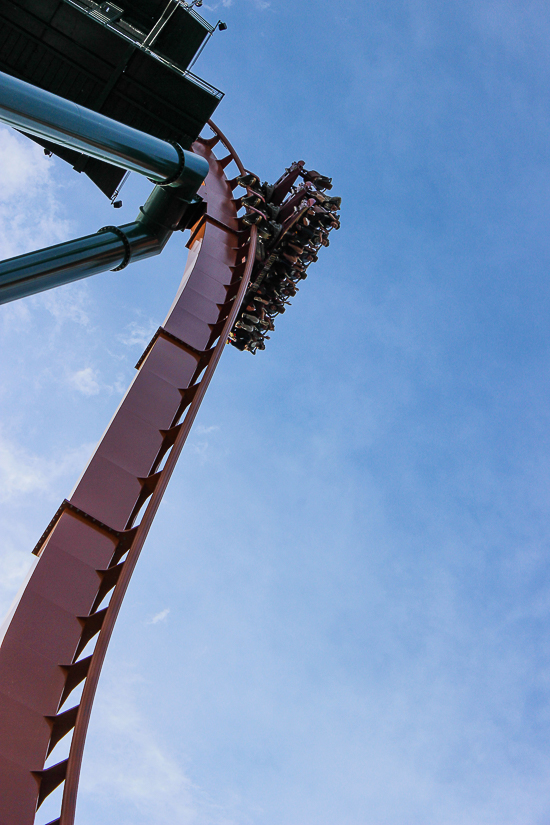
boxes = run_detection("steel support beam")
[0,223,157,304]
[0,185,202,304]
[0,70,207,193]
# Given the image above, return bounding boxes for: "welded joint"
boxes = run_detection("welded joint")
[32,499,122,556]
[32,759,68,809]
[59,656,93,706]
[45,705,80,758]
[135,325,214,370]
[186,213,242,248]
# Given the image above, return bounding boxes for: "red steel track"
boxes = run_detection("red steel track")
[0,123,257,825]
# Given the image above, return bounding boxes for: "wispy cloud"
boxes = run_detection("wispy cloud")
[66,365,127,397]
[147,608,170,625]
[0,298,31,335]
[35,284,92,328]
[117,319,158,348]
[196,425,220,435]
[190,424,220,460]
[80,671,223,825]
[0,430,94,502]
[0,126,71,259]
[0,540,35,618]
[69,367,101,396]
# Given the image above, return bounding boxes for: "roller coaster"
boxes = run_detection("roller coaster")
[0,2,340,822]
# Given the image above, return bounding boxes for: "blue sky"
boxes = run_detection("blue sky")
[2,0,550,822]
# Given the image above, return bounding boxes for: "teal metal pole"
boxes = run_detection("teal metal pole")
[0,70,207,192]
[0,73,210,303]
[0,185,204,304]
[0,223,157,304]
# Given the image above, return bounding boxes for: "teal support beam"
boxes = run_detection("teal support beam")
[0,70,208,194]
[0,72,210,303]
[0,223,157,305]
[0,185,204,304]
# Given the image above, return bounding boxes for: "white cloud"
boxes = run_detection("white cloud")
[117,319,158,348]
[148,608,170,625]
[195,425,220,435]
[67,366,127,397]
[0,129,51,202]
[0,541,35,616]
[190,424,220,460]
[0,126,71,259]
[35,284,91,328]
[0,298,31,335]
[80,672,208,825]
[0,430,94,502]
[112,374,128,395]
[69,367,101,396]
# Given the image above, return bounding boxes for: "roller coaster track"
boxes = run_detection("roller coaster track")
[0,121,257,825]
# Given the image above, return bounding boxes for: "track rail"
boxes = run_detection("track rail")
[0,123,256,825]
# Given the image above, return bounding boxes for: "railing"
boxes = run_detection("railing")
[62,0,223,99]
